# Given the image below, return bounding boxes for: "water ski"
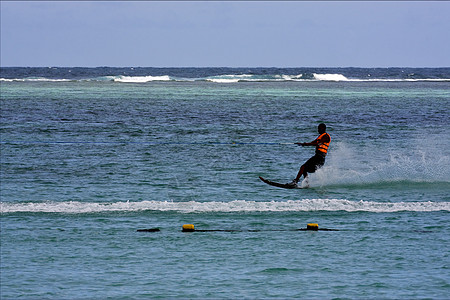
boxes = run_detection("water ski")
[259,176,302,189]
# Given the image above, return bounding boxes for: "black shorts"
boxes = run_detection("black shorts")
[303,154,326,173]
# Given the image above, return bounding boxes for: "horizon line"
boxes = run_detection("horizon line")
[2,66,450,69]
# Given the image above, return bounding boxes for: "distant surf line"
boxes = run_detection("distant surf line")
[2,73,450,83]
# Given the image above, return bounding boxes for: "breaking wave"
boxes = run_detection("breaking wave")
[112,75,172,83]
[313,73,348,81]
[2,73,450,83]
[1,199,448,214]
[0,77,72,82]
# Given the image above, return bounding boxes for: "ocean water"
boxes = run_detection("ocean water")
[1,67,449,299]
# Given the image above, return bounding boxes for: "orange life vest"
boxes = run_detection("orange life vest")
[316,133,331,155]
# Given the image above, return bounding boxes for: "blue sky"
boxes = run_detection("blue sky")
[1,1,449,67]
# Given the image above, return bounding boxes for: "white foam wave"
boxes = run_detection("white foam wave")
[285,74,304,81]
[205,74,305,83]
[0,77,71,82]
[206,74,254,83]
[313,73,349,81]
[206,78,240,83]
[1,199,448,214]
[2,75,449,83]
[113,75,172,83]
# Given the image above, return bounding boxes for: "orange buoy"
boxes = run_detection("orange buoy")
[307,223,319,231]
[182,224,195,232]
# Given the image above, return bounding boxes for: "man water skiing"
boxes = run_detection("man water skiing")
[289,123,331,187]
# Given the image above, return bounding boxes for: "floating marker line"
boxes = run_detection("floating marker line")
[136,228,339,233]
[182,228,339,232]
[175,223,338,233]
[136,224,340,233]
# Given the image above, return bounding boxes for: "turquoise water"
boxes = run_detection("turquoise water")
[1,68,449,298]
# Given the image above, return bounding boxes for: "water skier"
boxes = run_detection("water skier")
[290,123,331,187]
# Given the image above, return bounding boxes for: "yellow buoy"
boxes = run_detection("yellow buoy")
[307,223,319,231]
[182,224,195,232]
